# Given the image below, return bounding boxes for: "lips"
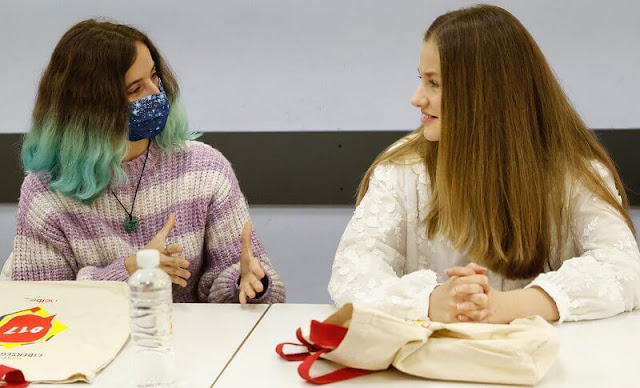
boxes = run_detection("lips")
[421,113,438,124]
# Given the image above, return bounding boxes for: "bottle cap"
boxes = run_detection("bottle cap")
[137,249,160,268]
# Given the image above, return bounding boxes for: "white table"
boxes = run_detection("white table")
[215,304,640,387]
[32,303,269,388]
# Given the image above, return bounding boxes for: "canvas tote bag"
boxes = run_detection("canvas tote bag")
[276,303,559,385]
[0,281,130,385]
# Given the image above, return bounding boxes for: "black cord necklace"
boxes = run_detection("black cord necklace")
[111,141,151,233]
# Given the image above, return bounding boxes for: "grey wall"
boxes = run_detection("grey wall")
[1,206,639,303]
[1,0,639,133]
[0,205,18,269]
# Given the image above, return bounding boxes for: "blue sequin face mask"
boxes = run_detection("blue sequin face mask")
[128,79,170,141]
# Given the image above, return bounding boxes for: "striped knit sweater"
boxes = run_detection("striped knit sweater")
[11,140,286,304]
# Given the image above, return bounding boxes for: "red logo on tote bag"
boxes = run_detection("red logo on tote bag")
[0,307,67,349]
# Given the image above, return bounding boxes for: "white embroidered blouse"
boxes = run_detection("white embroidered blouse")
[328,158,640,323]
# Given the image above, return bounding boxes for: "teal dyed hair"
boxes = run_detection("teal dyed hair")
[22,19,199,202]
[155,102,200,152]
[22,102,199,202]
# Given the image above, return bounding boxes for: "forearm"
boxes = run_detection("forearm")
[203,260,285,303]
[76,257,131,281]
[494,287,560,323]
[11,234,75,281]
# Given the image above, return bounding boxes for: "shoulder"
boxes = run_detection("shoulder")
[570,160,620,200]
[178,141,242,198]
[370,131,428,186]
[588,160,615,185]
[367,159,430,217]
[17,173,64,229]
[563,160,629,230]
[180,140,232,168]
[20,172,50,196]
[19,173,62,208]
[371,158,428,189]
[163,140,237,179]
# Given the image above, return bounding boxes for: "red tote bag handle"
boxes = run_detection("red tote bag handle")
[275,327,322,361]
[276,320,374,384]
[0,365,30,387]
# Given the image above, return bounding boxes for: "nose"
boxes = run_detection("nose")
[411,84,428,108]
[148,78,160,95]
[139,79,160,99]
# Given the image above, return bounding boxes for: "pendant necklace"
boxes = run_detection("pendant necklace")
[111,141,150,233]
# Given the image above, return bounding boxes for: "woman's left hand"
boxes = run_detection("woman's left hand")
[239,222,266,304]
[445,262,509,323]
[446,262,560,323]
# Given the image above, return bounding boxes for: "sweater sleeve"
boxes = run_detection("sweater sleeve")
[197,153,286,304]
[11,178,130,282]
[527,163,640,322]
[328,163,438,321]
[11,216,76,281]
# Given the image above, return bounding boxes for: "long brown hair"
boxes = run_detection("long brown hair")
[23,19,196,202]
[32,18,180,136]
[357,5,635,279]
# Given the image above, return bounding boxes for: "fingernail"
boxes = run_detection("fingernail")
[456,303,462,311]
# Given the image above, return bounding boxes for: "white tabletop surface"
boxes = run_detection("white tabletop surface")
[31,303,269,388]
[215,304,640,388]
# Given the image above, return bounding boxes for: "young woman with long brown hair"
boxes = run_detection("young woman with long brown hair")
[328,4,639,323]
[7,19,285,305]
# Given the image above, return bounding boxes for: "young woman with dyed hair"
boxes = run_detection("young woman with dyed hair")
[10,19,285,304]
[329,5,639,323]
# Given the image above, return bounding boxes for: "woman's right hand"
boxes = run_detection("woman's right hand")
[124,213,191,287]
[428,273,490,323]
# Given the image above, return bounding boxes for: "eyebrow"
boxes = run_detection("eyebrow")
[417,68,439,77]
[126,63,157,89]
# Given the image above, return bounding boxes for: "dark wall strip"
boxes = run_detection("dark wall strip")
[0,130,637,205]
[595,130,639,206]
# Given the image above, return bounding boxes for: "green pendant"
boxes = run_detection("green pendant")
[123,217,139,233]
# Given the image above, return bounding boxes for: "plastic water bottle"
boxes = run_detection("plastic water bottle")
[128,249,176,387]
